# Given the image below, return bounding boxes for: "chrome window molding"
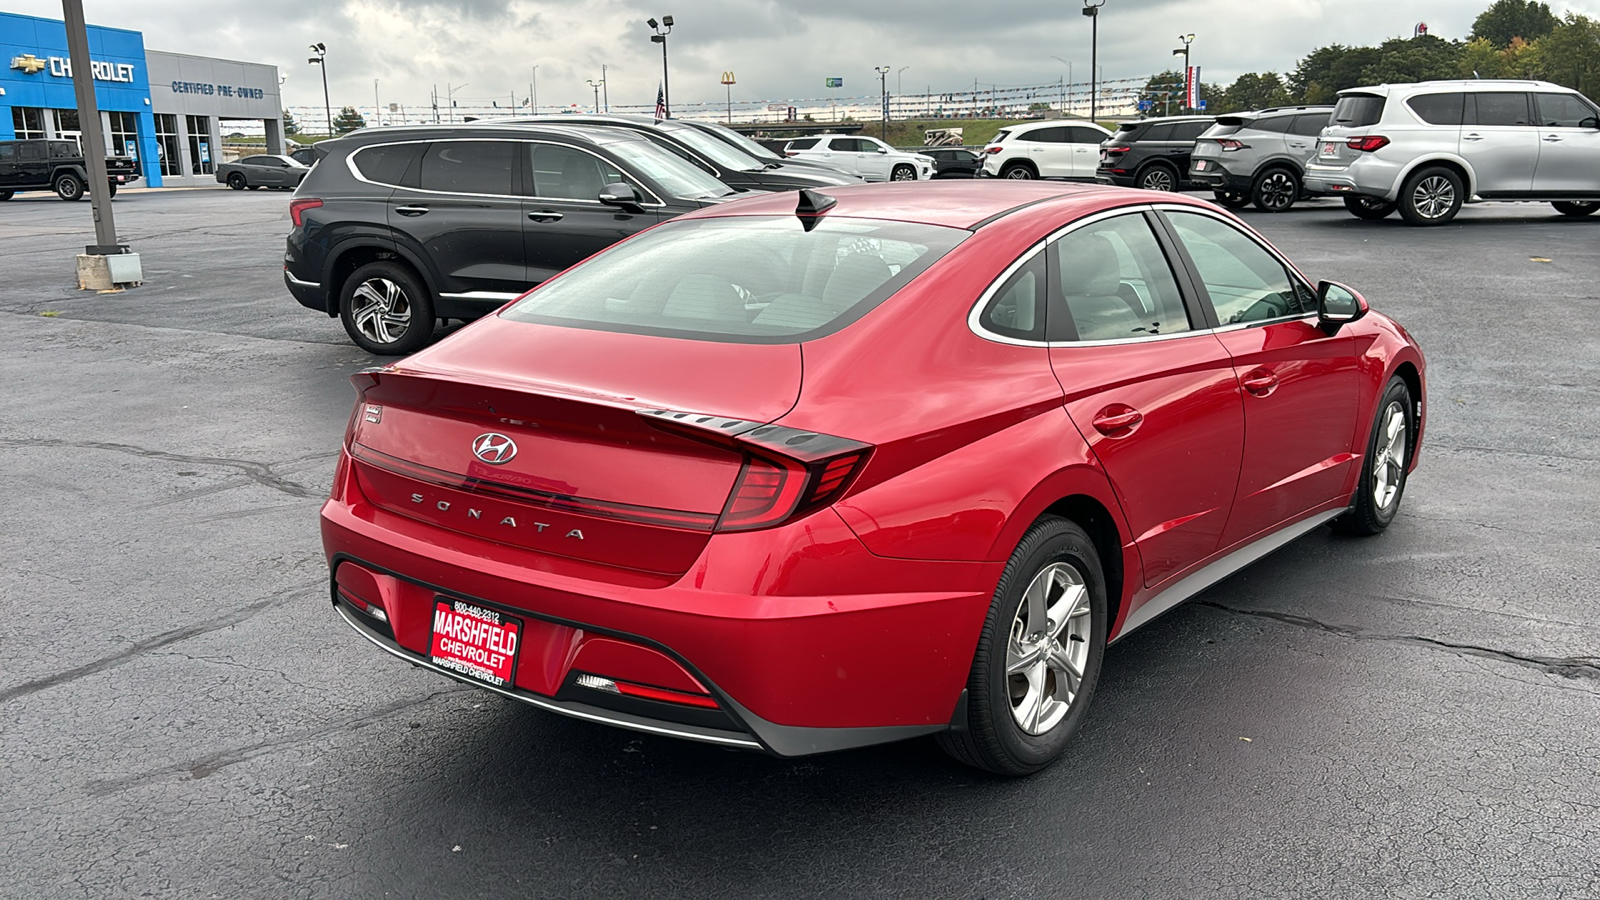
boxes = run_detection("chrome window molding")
[345,138,668,208]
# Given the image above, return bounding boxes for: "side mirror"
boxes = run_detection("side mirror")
[598,182,646,214]
[1316,280,1369,333]
[1581,116,1600,130]
[876,146,889,153]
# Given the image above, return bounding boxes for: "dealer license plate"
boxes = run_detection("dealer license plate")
[1194,160,1208,171]
[1321,141,1338,157]
[429,598,521,688]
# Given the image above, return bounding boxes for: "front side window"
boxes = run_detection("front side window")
[1534,92,1600,128]
[529,143,627,200]
[1068,127,1107,144]
[1166,211,1308,325]
[502,216,967,343]
[1469,92,1532,127]
[1053,213,1191,341]
[420,140,516,195]
[0,144,13,162]
[1171,121,1211,141]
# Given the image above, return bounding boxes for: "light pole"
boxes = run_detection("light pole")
[897,66,909,121]
[373,79,380,127]
[529,66,538,115]
[1051,55,1073,115]
[587,79,605,114]
[721,71,736,124]
[602,63,609,113]
[874,66,890,139]
[1081,0,1105,122]
[446,82,468,123]
[647,15,674,118]
[307,43,331,136]
[1173,33,1195,112]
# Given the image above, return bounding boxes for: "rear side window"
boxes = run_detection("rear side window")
[1020,127,1068,143]
[1252,116,1294,134]
[788,138,819,151]
[828,138,859,152]
[352,143,424,186]
[1290,114,1330,136]
[1333,94,1386,127]
[1067,127,1107,144]
[1468,92,1532,126]
[50,141,76,158]
[18,143,42,161]
[1172,122,1212,141]
[1534,92,1599,127]
[1053,213,1191,341]
[1140,124,1175,142]
[502,216,968,343]
[1407,93,1466,126]
[420,140,516,195]
[979,254,1046,341]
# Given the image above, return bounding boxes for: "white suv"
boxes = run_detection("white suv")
[1303,79,1600,225]
[782,135,934,181]
[979,121,1113,180]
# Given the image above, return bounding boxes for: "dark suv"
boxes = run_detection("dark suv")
[0,138,140,201]
[1095,116,1214,192]
[284,124,740,354]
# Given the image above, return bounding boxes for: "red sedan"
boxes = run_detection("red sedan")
[323,182,1425,775]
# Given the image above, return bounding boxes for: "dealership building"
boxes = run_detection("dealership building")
[1,11,284,187]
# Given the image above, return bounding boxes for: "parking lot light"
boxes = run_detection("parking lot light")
[308,43,331,137]
[648,15,674,118]
[875,66,890,140]
[1082,0,1106,122]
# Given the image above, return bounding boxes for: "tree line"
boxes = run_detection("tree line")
[1141,0,1599,116]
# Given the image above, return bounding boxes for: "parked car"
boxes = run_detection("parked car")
[324,181,1426,776]
[899,146,984,178]
[978,121,1113,180]
[492,114,859,191]
[674,119,865,179]
[1095,116,1215,191]
[0,138,139,201]
[1303,79,1600,225]
[283,124,739,354]
[1189,106,1334,211]
[215,154,309,191]
[782,135,934,181]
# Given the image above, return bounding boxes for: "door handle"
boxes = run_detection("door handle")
[1543,135,1563,142]
[394,205,429,216]
[1091,407,1144,436]
[1242,369,1280,397]
[527,210,564,222]
[1463,133,1483,142]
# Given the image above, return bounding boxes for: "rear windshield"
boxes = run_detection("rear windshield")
[1206,118,1248,137]
[1333,94,1386,127]
[501,216,968,343]
[1113,123,1142,136]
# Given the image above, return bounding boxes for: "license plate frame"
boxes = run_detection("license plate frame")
[1321,141,1338,157]
[429,598,522,689]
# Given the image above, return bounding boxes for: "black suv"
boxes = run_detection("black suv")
[898,146,983,178]
[284,124,741,354]
[0,138,140,201]
[492,114,859,191]
[1095,116,1214,192]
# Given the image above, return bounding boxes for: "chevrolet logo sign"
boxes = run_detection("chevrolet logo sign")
[10,54,47,75]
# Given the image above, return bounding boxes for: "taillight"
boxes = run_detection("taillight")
[784,149,799,157]
[1104,145,1131,154]
[638,409,873,533]
[1346,136,1390,152]
[289,197,323,227]
[985,146,1003,154]
[1216,139,1245,151]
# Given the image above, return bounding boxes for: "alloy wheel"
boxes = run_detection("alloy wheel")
[1004,166,1034,180]
[1140,168,1174,192]
[891,166,916,182]
[348,277,413,346]
[1372,401,1407,511]
[1257,171,1296,210]
[1411,176,1456,220]
[1007,562,1093,735]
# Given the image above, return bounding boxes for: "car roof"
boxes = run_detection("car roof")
[1120,115,1214,125]
[671,180,1179,230]
[333,123,653,147]
[1339,79,1562,97]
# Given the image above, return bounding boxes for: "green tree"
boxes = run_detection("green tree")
[332,106,367,135]
[1359,35,1464,86]
[281,110,299,135]
[1533,13,1600,96]
[1138,70,1187,116]
[1472,0,1558,48]
[1290,44,1383,104]
[1220,72,1292,113]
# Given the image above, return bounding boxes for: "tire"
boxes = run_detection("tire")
[339,261,436,356]
[1251,167,1300,212]
[938,516,1108,776]
[247,185,261,191]
[0,190,13,201]
[890,164,917,182]
[1213,189,1250,209]
[1344,196,1397,220]
[1552,201,1599,218]
[1136,164,1176,192]
[107,183,117,198]
[227,173,247,190]
[1397,166,1463,226]
[1332,377,1414,536]
[1000,162,1036,180]
[54,173,84,202]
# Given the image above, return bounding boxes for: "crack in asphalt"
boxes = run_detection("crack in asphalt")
[85,687,473,796]
[0,437,325,500]
[0,583,321,706]
[1199,601,1600,681]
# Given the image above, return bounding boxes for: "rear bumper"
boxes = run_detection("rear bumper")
[1303,159,1402,200]
[320,457,999,756]
[1187,162,1250,191]
[284,266,328,312]
[1095,169,1136,187]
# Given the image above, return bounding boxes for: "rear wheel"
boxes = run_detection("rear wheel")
[1344,196,1397,220]
[0,190,13,201]
[1000,162,1036,180]
[1251,168,1299,212]
[1333,377,1413,536]
[1213,188,1250,209]
[227,172,247,190]
[938,516,1107,776]
[339,261,435,356]
[107,183,118,198]
[247,184,261,191]
[54,173,84,201]
[1137,164,1176,192]
[890,164,917,182]
[1398,166,1463,226]
[1552,201,1599,218]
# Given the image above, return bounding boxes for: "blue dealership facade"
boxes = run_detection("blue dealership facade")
[2,11,283,187]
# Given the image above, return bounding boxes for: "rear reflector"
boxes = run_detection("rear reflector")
[575,673,720,709]
[1346,135,1391,152]
[289,197,322,228]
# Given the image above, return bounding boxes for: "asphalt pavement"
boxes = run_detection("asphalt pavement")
[1,187,1597,899]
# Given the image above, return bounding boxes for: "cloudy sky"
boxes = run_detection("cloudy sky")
[14,0,1600,116]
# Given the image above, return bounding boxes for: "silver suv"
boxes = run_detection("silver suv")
[1303,79,1600,225]
[1189,106,1332,212]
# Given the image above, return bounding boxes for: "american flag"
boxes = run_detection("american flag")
[654,84,667,121]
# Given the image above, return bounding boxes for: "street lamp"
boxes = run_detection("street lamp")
[587,78,605,114]
[529,66,538,115]
[306,42,331,136]
[1173,33,1195,112]
[1051,55,1073,115]
[1081,0,1105,122]
[647,15,674,118]
[897,66,909,120]
[874,65,890,140]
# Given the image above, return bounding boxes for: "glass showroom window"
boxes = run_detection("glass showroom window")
[108,111,139,158]
[51,108,82,149]
[12,107,46,139]
[154,114,182,177]
[186,115,214,175]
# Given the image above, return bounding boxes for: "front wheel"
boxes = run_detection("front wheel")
[1213,189,1250,209]
[339,261,436,356]
[1137,165,1176,192]
[0,190,13,201]
[227,173,246,190]
[1333,377,1414,536]
[890,164,917,182]
[54,173,84,201]
[938,516,1107,776]
[106,183,118,198]
[1251,168,1299,212]
[1398,167,1463,226]
[1552,201,1599,218]
[1344,196,1397,220]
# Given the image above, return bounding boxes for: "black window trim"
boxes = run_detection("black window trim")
[346,138,667,207]
[1151,203,1320,331]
